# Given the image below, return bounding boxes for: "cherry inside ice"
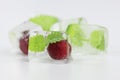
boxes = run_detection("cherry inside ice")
[47,40,71,60]
[19,30,29,55]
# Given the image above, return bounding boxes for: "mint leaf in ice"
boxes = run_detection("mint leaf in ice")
[90,30,105,50]
[66,24,86,46]
[29,34,46,52]
[30,15,58,31]
[46,31,64,44]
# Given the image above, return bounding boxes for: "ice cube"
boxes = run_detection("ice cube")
[59,19,108,55]
[9,21,43,48]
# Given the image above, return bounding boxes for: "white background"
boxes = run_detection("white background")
[0,0,120,80]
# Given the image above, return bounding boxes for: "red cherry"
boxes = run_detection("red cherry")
[19,31,29,55]
[47,40,71,60]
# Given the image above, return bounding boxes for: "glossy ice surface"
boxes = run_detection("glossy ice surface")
[28,31,71,63]
[9,15,108,63]
[59,19,108,55]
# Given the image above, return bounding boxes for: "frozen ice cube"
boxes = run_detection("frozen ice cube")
[59,19,108,55]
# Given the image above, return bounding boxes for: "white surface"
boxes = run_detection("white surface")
[0,0,120,80]
[1,48,120,80]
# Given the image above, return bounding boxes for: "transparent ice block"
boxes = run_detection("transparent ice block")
[9,21,43,54]
[9,15,59,55]
[9,15,108,63]
[59,18,108,55]
[28,30,72,63]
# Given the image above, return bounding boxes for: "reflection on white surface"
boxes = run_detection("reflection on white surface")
[28,59,72,80]
[28,63,49,80]
[49,64,72,80]
[71,56,108,80]
[0,48,120,80]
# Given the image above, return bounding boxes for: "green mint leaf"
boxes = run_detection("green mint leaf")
[66,24,86,46]
[46,31,64,44]
[29,15,58,31]
[90,30,105,51]
[29,34,46,52]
